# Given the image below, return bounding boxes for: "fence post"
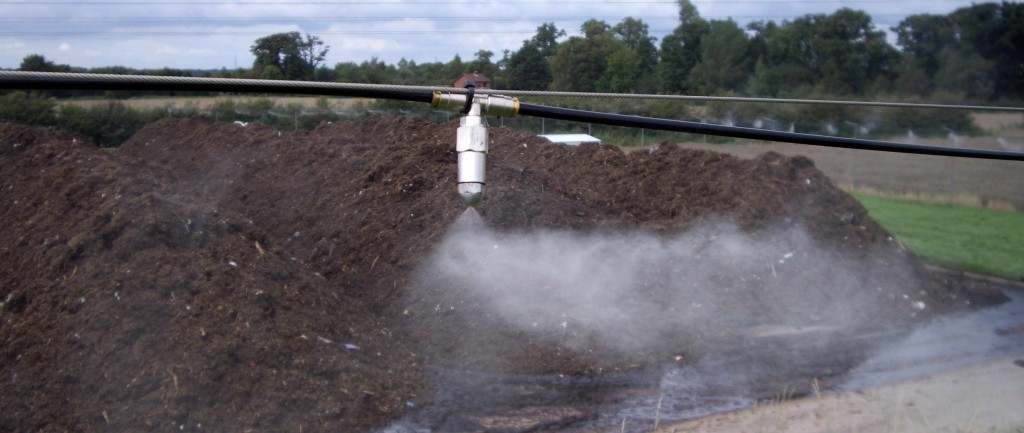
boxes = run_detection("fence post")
[947,133,960,203]
[852,151,859,188]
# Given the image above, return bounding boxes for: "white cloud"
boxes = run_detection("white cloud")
[333,37,404,55]
[0,0,989,70]
[1,39,27,52]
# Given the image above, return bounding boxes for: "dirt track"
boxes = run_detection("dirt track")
[658,356,1024,433]
[0,116,1010,432]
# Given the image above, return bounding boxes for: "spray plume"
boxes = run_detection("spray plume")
[413,209,925,357]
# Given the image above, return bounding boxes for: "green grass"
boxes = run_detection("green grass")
[855,194,1024,281]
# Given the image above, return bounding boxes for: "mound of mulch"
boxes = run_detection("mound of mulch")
[0,116,1004,432]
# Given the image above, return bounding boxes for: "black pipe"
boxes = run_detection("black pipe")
[0,75,435,104]
[518,103,1024,161]
[2,72,1022,161]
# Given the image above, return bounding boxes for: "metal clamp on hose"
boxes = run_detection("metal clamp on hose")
[431,92,519,118]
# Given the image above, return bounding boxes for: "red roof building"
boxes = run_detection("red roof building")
[454,72,492,89]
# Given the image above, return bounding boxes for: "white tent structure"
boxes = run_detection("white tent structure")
[539,134,602,146]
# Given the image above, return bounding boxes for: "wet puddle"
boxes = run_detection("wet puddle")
[381,289,1024,433]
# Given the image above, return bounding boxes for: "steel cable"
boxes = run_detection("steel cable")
[5,71,1024,112]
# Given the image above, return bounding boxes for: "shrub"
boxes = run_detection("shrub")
[0,91,58,126]
[58,101,163,147]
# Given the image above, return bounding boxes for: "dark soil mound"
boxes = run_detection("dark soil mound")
[0,121,422,433]
[0,117,1004,433]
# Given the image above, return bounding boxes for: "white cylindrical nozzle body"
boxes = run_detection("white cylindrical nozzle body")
[457,104,487,207]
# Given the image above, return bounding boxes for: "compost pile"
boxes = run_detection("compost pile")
[0,116,1002,433]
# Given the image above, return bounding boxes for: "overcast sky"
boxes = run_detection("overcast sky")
[0,0,990,71]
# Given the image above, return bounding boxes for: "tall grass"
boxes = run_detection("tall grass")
[856,194,1024,281]
[0,92,349,146]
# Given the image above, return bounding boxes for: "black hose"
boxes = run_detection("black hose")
[2,72,1021,161]
[0,75,434,104]
[518,103,1024,161]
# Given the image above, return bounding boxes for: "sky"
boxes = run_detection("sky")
[0,0,993,71]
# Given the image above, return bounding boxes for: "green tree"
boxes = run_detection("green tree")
[689,19,750,94]
[359,57,396,84]
[892,53,931,96]
[250,32,328,80]
[258,64,285,80]
[531,23,565,58]
[934,48,995,99]
[395,58,418,84]
[251,32,297,78]
[334,61,363,82]
[446,54,465,81]
[313,65,336,82]
[612,17,658,74]
[505,42,552,90]
[746,9,896,96]
[599,45,643,92]
[296,33,329,79]
[893,3,1024,99]
[505,23,567,90]
[550,19,620,91]
[659,0,709,93]
[467,49,500,80]
[989,2,1024,99]
[18,54,71,72]
[813,9,897,95]
[893,14,954,83]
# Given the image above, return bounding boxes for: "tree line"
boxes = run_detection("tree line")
[12,1,1023,102]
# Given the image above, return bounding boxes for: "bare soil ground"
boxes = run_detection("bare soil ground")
[0,116,1009,433]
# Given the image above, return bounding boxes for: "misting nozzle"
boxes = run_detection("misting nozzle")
[434,86,517,207]
[457,101,487,207]
[458,182,483,207]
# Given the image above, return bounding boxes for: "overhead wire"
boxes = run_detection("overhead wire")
[0,0,915,4]
[0,13,916,22]
[1,30,542,36]
[1,71,1021,161]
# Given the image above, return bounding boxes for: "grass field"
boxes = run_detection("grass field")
[856,194,1024,281]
